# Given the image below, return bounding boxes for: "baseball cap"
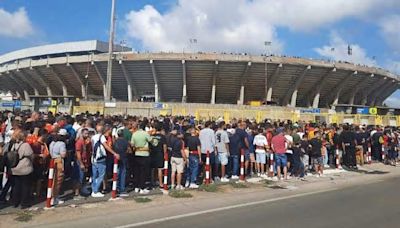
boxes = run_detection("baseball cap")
[58,128,68,136]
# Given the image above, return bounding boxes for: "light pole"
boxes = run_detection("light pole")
[264,41,271,56]
[189,38,197,53]
[105,0,116,101]
[85,74,89,100]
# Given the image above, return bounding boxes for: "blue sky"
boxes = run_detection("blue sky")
[0,0,399,105]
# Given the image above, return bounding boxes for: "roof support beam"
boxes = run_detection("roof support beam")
[150,60,160,103]
[120,61,137,102]
[14,70,40,96]
[69,64,87,99]
[9,71,34,96]
[266,63,282,102]
[238,62,251,105]
[182,60,187,103]
[370,80,394,106]
[25,68,53,96]
[347,74,372,105]
[1,74,21,97]
[326,71,357,107]
[93,62,107,100]
[365,77,389,105]
[377,83,399,106]
[211,60,219,104]
[264,62,268,102]
[47,65,68,96]
[303,68,335,108]
[282,65,311,107]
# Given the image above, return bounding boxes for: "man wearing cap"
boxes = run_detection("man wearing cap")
[49,128,68,205]
[271,127,288,180]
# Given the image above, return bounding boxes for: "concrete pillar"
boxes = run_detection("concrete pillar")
[103,84,107,100]
[81,85,87,100]
[62,86,68,97]
[127,84,132,102]
[312,93,320,108]
[182,60,187,103]
[239,85,245,105]
[349,95,355,105]
[154,84,159,103]
[210,84,216,104]
[33,88,39,96]
[332,94,339,106]
[46,87,52,97]
[266,88,273,102]
[182,84,187,103]
[290,90,298,107]
[23,90,30,102]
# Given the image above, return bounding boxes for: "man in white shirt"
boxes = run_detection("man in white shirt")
[215,121,230,182]
[253,128,268,177]
[199,121,216,181]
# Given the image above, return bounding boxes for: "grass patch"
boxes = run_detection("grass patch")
[14,211,34,222]
[230,182,248,188]
[134,197,152,203]
[169,190,193,198]
[198,184,219,192]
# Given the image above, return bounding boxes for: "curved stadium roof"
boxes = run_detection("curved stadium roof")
[0,40,399,108]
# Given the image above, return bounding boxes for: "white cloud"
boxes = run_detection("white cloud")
[123,0,396,54]
[314,32,376,66]
[379,15,400,54]
[0,7,34,38]
[384,90,400,108]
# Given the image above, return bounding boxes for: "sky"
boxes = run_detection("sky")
[0,0,400,106]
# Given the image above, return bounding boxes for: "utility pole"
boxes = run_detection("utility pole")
[106,0,116,101]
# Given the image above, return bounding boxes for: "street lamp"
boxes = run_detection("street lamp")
[264,41,272,56]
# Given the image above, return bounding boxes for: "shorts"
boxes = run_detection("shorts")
[218,152,229,166]
[201,152,216,165]
[171,157,184,174]
[312,157,323,166]
[275,153,287,167]
[151,151,164,169]
[256,152,266,164]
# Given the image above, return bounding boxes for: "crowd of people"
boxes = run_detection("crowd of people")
[0,110,399,209]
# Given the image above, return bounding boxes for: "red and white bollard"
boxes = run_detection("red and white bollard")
[335,146,340,169]
[111,157,118,199]
[240,149,245,181]
[268,153,274,177]
[45,159,55,209]
[163,150,169,190]
[368,144,372,164]
[381,146,386,162]
[205,150,211,185]
[2,166,7,188]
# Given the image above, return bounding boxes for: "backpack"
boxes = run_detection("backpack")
[92,135,106,163]
[5,143,23,168]
[379,136,384,144]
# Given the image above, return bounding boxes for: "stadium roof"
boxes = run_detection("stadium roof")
[0,41,399,108]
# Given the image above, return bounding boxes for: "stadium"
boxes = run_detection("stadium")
[0,40,399,125]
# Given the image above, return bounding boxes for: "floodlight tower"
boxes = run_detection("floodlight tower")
[106,0,116,101]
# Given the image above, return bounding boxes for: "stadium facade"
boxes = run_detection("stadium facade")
[0,40,399,109]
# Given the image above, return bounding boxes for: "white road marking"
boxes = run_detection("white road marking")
[115,188,338,228]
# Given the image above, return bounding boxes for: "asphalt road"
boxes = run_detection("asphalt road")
[137,177,400,228]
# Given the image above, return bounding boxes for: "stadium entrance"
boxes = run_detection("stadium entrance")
[30,95,76,114]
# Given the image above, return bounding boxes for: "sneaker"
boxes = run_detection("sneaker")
[73,195,84,201]
[176,185,185,190]
[189,183,199,189]
[170,185,176,190]
[134,188,140,193]
[91,192,105,198]
[53,198,65,205]
[221,177,230,183]
[214,177,221,182]
[139,189,150,195]
[324,165,330,168]
[257,173,261,177]
[119,192,129,197]
[272,176,278,181]
[231,175,239,180]
[261,174,268,179]
[185,181,190,188]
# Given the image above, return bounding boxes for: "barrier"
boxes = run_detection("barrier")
[268,153,274,177]
[367,144,372,164]
[205,151,210,185]
[335,146,340,169]
[163,150,169,190]
[111,157,118,199]
[2,167,7,188]
[240,149,245,181]
[45,159,55,209]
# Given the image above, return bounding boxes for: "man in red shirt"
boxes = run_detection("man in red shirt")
[271,128,288,180]
[73,128,92,198]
